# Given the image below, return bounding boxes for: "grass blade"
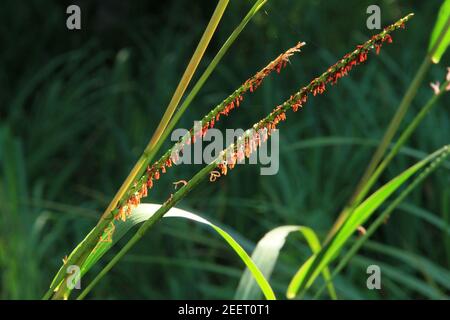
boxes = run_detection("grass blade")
[312,146,450,298]
[327,77,449,239]
[428,0,450,63]
[46,0,230,299]
[235,225,336,300]
[154,0,269,159]
[78,204,275,300]
[287,145,450,298]
[49,14,413,299]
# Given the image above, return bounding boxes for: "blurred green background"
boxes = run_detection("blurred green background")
[0,0,449,299]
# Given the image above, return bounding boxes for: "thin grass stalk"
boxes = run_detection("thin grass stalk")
[77,15,413,297]
[45,1,273,299]
[153,0,268,155]
[327,78,449,241]
[289,145,450,299]
[76,40,307,298]
[351,80,449,206]
[143,0,229,154]
[46,0,229,299]
[348,58,430,204]
[77,161,216,300]
[351,18,449,202]
[328,17,450,239]
[313,145,450,299]
[443,188,450,268]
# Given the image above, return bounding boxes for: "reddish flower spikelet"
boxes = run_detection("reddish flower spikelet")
[147,177,153,189]
[430,67,450,94]
[98,221,116,243]
[219,163,227,175]
[115,206,126,222]
[140,183,148,198]
[383,34,393,43]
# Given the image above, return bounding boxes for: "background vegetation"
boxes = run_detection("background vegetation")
[0,0,448,299]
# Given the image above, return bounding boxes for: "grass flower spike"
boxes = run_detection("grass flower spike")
[39,4,448,301]
[208,14,414,179]
[112,41,306,223]
[74,14,417,298]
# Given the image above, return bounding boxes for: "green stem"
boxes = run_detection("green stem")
[327,72,446,241]
[119,41,304,204]
[46,0,229,299]
[313,145,450,299]
[51,13,413,298]
[353,17,449,202]
[143,0,229,155]
[140,0,268,178]
[351,58,431,202]
[45,1,272,298]
[327,17,450,240]
[77,162,217,299]
[351,81,448,206]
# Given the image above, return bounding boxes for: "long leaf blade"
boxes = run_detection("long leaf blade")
[287,146,448,298]
[428,0,450,63]
[80,204,276,300]
[235,225,336,300]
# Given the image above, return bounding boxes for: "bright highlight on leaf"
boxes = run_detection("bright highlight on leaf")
[81,204,276,300]
[40,6,450,301]
[287,146,450,298]
[235,225,337,300]
[428,0,450,63]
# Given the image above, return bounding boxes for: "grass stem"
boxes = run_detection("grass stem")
[326,18,450,239]
[313,145,450,299]
[47,0,229,299]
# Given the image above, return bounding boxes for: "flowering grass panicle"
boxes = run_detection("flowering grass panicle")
[107,13,413,229]
[208,13,414,181]
[111,42,306,223]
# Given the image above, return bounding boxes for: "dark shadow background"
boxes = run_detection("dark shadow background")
[0,0,449,299]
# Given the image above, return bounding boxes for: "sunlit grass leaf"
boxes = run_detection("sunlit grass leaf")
[428,0,450,63]
[287,146,449,299]
[46,2,272,298]
[235,225,336,300]
[310,149,450,299]
[80,204,275,300]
